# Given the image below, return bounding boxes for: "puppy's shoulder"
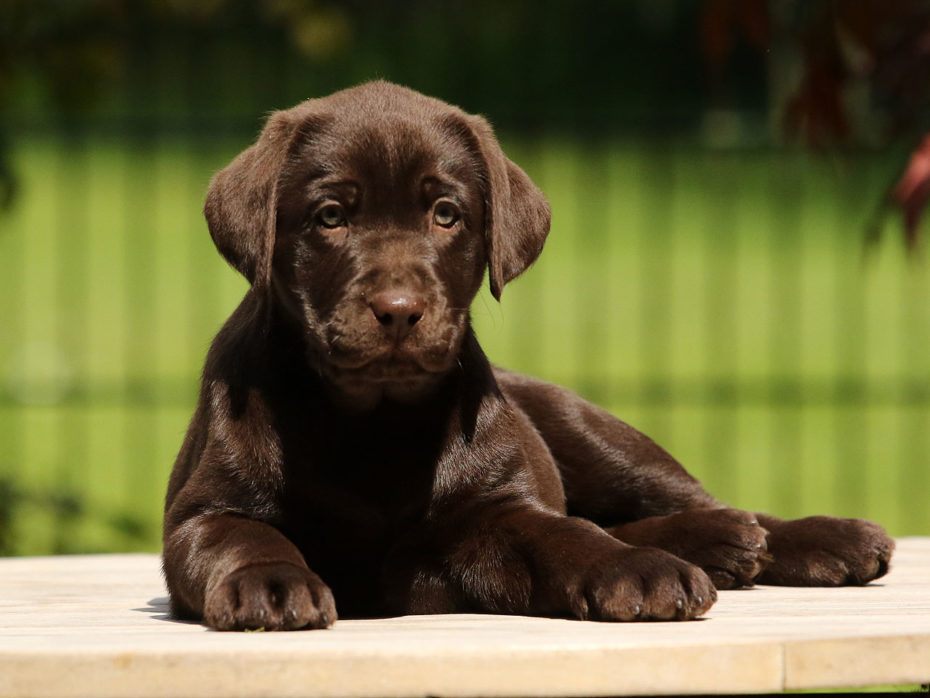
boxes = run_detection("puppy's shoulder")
[203,290,271,380]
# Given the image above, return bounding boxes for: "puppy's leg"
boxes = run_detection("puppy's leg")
[605,510,770,589]
[497,369,894,588]
[163,513,336,631]
[753,513,894,586]
[385,506,717,622]
[495,368,719,519]
[496,369,769,588]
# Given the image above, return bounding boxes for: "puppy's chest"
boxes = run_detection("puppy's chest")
[278,415,445,546]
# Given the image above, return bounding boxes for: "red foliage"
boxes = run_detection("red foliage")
[702,0,930,246]
[894,135,930,248]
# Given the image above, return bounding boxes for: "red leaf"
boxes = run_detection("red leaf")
[892,134,930,247]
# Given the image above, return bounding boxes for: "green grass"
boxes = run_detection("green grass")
[802,684,929,693]
[1,133,929,554]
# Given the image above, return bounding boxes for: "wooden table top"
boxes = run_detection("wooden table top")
[1,538,929,697]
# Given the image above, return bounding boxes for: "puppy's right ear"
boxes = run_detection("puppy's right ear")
[204,104,319,286]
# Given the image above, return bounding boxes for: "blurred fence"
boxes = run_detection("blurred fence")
[3,4,930,555]
[1,120,929,556]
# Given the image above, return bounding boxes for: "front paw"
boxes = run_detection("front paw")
[563,547,717,622]
[204,562,337,630]
[758,516,894,586]
[609,509,771,590]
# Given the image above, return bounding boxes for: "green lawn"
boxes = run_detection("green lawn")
[1,133,928,554]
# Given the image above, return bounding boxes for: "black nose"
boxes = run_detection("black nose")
[369,291,425,341]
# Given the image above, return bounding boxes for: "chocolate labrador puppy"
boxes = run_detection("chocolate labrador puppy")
[163,81,894,630]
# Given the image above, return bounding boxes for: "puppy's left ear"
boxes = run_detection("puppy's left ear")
[459,115,551,300]
[204,103,319,287]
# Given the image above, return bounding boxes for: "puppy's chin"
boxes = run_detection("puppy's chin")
[318,352,457,413]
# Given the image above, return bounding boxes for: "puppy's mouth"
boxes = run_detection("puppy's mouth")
[326,345,455,380]
[311,305,467,405]
[319,345,458,410]
[321,308,465,381]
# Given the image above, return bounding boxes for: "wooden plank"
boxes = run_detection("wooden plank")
[0,539,928,697]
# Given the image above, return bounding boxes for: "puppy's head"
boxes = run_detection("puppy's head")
[205,81,550,407]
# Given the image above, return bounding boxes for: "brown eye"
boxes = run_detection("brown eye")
[318,204,346,229]
[433,201,459,228]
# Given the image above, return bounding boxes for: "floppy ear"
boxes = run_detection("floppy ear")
[203,104,318,286]
[465,115,551,300]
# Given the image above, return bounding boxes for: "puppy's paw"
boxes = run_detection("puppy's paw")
[758,516,894,586]
[573,547,717,622]
[680,509,771,590]
[609,509,771,590]
[204,562,337,631]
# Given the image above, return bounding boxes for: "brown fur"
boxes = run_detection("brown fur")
[163,82,894,630]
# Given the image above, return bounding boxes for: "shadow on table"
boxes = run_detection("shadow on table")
[133,596,199,625]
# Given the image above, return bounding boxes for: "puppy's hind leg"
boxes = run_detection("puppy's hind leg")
[494,369,770,589]
[494,368,719,521]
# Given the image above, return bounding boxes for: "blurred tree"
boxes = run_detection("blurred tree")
[2,0,929,246]
[702,0,930,247]
[0,0,350,207]
[1,0,124,208]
